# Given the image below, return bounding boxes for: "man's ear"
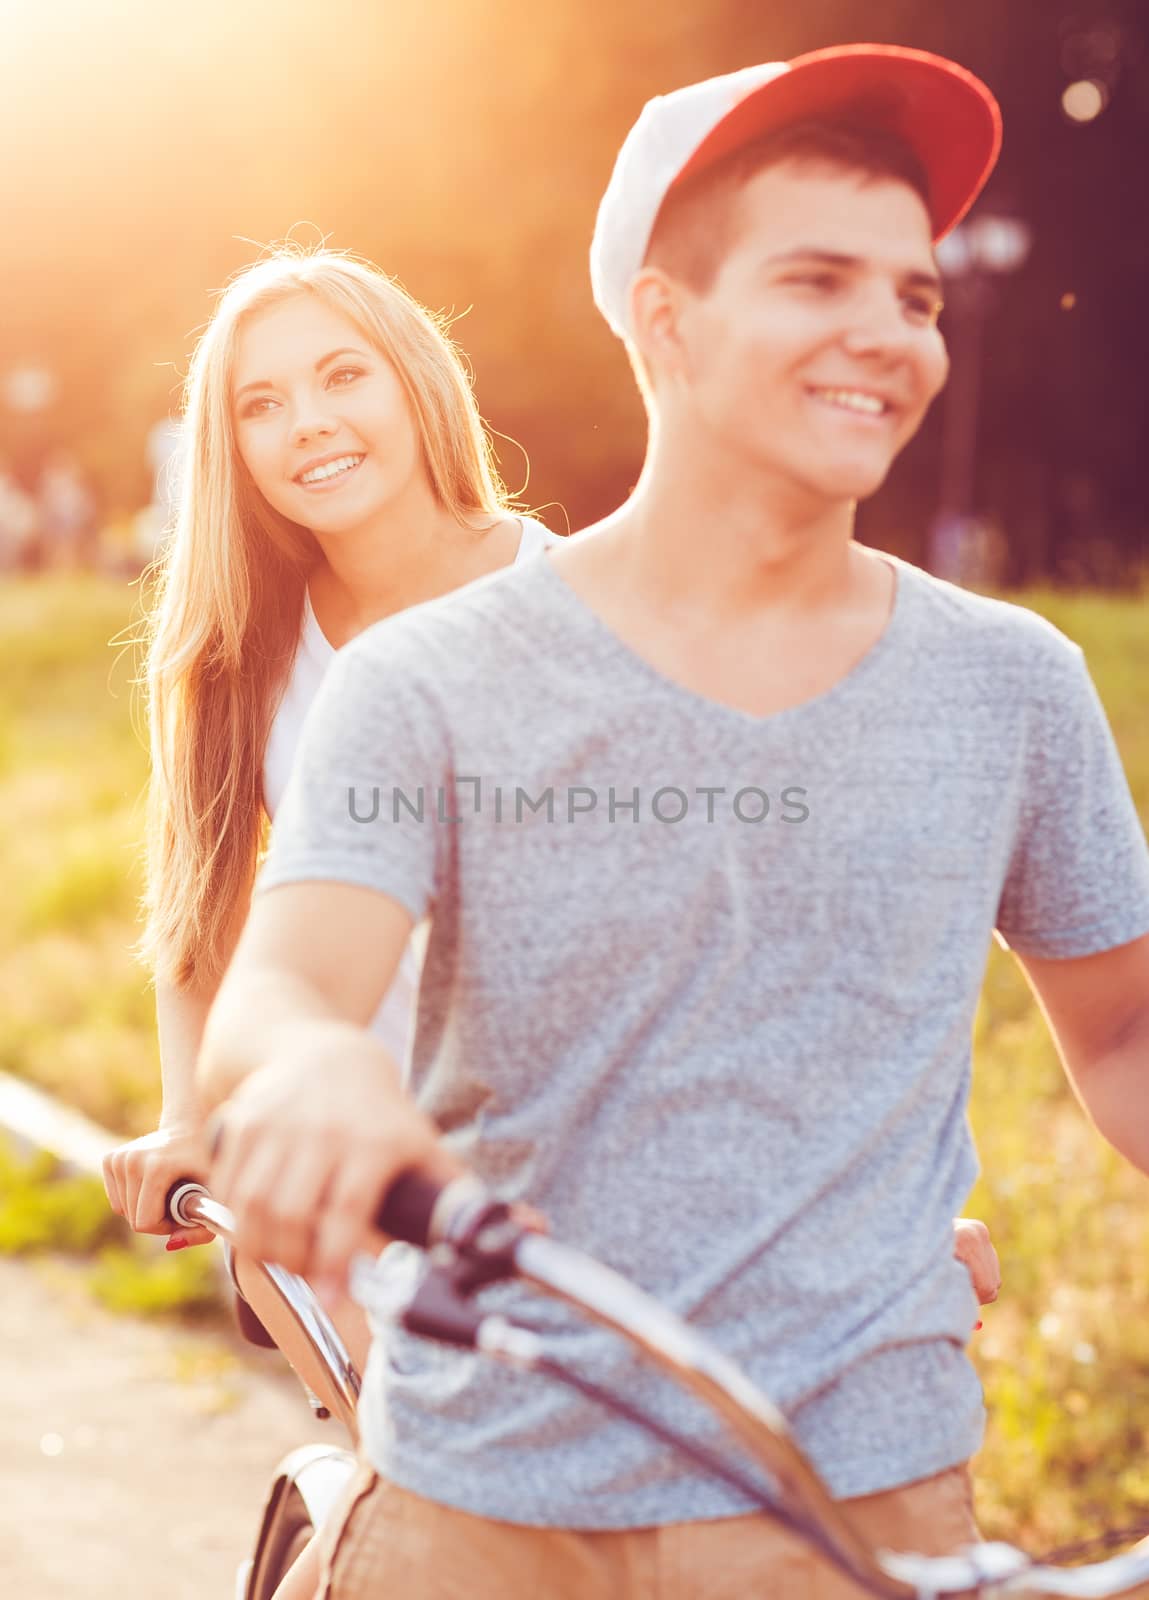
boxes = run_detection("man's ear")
[629,266,691,386]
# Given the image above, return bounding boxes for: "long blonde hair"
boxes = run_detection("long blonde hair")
[140,246,511,990]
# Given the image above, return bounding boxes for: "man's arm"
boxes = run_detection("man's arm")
[198,879,410,1105]
[197,880,449,1297]
[1014,931,1149,1173]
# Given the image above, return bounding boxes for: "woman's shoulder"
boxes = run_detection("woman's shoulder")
[262,612,322,818]
[340,545,552,688]
[515,513,564,559]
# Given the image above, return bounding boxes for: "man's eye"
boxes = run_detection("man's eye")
[903,295,942,323]
[787,273,838,291]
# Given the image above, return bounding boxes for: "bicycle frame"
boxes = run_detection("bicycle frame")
[170,1183,361,1437]
[168,1183,359,1600]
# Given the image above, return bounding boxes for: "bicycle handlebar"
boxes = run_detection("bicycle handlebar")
[369,1168,1149,1599]
[176,1167,1149,1599]
[373,1167,448,1245]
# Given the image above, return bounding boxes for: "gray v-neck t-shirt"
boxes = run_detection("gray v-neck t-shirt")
[258,551,1149,1527]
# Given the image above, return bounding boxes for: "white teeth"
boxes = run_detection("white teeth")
[810,388,887,416]
[298,454,364,485]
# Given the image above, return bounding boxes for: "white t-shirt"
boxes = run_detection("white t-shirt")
[261,514,558,1066]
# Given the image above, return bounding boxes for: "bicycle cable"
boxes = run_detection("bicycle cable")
[392,1183,1132,1594]
[548,1356,1149,1587]
[1025,1512,1149,1570]
[533,1354,935,1600]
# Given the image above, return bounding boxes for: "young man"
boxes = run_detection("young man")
[199,44,1149,1598]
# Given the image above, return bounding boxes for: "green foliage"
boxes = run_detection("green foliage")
[22,835,138,936]
[0,1140,122,1254]
[0,1136,223,1317]
[86,1236,221,1319]
[967,943,1149,1545]
[0,575,159,1136]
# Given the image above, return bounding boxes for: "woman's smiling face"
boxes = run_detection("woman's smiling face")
[231,291,425,534]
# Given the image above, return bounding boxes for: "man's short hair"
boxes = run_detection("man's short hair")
[643,118,933,299]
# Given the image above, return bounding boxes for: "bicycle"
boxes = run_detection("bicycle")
[165,1179,362,1599]
[167,1173,1149,1599]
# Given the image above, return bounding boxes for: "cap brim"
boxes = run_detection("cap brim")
[672,44,1002,241]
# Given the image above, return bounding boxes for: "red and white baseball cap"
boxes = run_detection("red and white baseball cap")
[590,43,1003,339]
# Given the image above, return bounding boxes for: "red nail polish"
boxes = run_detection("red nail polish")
[973,1319,983,1331]
[166,1237,188,1252]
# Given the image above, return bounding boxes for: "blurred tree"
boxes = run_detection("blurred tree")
[0,0,1144,580]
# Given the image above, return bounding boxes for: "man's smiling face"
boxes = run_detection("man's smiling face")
[667,162,950,506]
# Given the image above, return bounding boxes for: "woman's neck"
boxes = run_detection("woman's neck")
[307,478,518,644]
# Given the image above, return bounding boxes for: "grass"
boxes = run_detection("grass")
[0,574,221,1317]
[0,1136,221,1317]
[0,571,1147,1548]
[0,576,158,1134]
[958,583,1149,1544]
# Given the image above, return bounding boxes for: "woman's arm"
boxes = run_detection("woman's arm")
[101,976,220,1246]
[102,902,247,1247]
[155,975,216,1126]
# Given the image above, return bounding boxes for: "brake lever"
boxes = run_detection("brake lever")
[399,1198,527,1347]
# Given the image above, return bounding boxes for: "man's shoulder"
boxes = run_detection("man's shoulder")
[896,558,1084,682]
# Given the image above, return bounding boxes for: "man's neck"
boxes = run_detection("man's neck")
[585,439,863,621]
[550,429,896,719]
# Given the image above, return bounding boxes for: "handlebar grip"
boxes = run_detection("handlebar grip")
[164,1177,208,1227]
[374,1169,451,1247]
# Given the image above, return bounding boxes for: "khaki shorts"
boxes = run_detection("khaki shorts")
[317,1458,979,1599]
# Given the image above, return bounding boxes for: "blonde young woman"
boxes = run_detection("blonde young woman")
[102,247,557,1597]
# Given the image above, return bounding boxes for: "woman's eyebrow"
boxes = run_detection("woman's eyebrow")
[234,347,369,403]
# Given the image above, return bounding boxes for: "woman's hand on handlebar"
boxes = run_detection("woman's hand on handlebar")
[206,1023,455,1304]
[102,1121,216,1249]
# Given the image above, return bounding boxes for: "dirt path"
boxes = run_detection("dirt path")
[0,1253,335,1599]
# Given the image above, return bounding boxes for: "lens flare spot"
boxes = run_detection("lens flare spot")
[1061,79,1107,122]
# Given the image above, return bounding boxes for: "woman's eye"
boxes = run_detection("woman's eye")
[240,396,277,418]
[328,366,364,387]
